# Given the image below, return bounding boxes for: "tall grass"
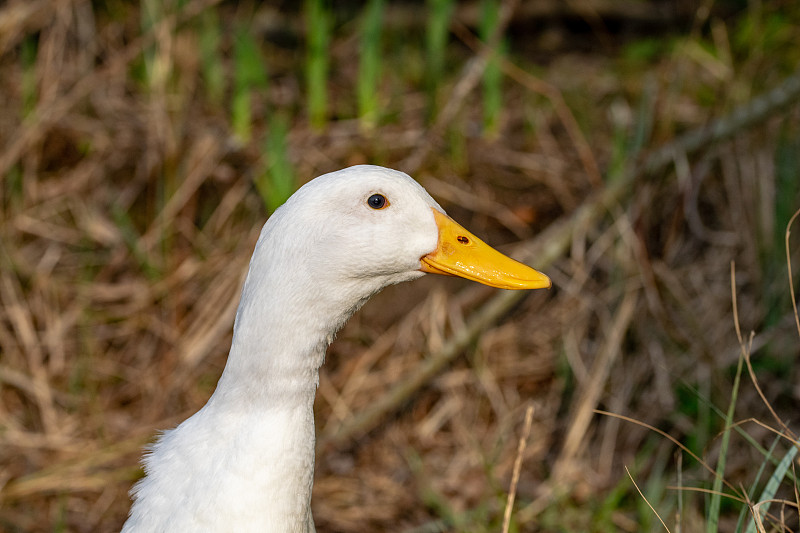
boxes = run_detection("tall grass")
[232,24,268,143]
[139,0,160,87]
[706,356,743,533]
[479,0,505,137]
[743,442,798,532]
[256,114,295,213]
[358,0,384,130]
[424,0,454,118]
[111,205,161,280]
[305,0,331,129]
[20,37,37,118]
[198,8,224,105]
[762,130,800,330]
[608,79,657,183]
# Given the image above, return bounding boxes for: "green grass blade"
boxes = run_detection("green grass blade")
[745,443,798,533]
[629,77,656,156]
[681,378,797,483]
[608,80,656,183]
[607,102,630,184]
[139,0,156,82]
[424,0,454,117]
[304,0,331,129]
[21,37,38,118]
[405,448,474,531]
[110,205,161,280]
[256,113,295,213]
[358,0,384,130]
[734,435,781,532]
[232,24,268,143]
[706,355,744,533]
[198,8,224,105]
[140,0,167,88]
[641,442,672,530]
[761,128,800,331]
[479,0,504,137]
[772,108,800,254]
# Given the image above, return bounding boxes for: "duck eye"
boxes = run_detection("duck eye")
[367,194,388,210]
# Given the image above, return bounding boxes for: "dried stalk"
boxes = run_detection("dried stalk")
[502,405,535,533]
[0,0,223,179]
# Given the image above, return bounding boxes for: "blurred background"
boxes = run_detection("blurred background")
[1,0,800,531]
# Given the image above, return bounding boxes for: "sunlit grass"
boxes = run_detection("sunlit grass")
[198,8,224,105]
[232,24,268,143]
[358,0,384,130]
[305,0,331,129]
[424,0,454,119]
[479,0,504,137]
[256,113,295,213]
[139,0,160,87]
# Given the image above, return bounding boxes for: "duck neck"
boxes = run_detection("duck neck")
[195,271,363,522]
[216,297,326,408]
[211,254,370,409]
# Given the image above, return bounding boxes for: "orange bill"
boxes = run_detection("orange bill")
[420,209,551,290]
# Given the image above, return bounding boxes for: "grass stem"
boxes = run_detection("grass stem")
[305,0,330,129]
[358,0,384,131]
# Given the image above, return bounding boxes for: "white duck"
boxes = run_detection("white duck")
[122,165,550,532]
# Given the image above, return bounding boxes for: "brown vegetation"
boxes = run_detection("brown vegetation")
[1,1,799,531]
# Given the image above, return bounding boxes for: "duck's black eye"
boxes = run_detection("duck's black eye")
[367,193,388,209]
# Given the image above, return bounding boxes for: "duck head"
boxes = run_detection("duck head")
[253,165,550,301]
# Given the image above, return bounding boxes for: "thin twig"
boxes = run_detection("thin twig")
[502,405,534,533]
[792,461,799,533]
[731,261,743,345]
[626,466,672,533]
[664,485,746,504]
[732,262,798,441]
[784,208,800,339]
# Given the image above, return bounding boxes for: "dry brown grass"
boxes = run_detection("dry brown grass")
[1,1,800,532]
